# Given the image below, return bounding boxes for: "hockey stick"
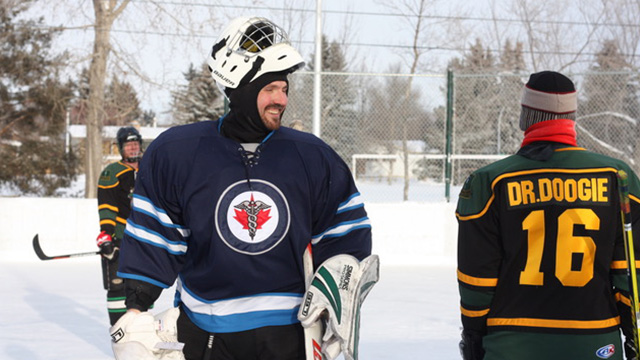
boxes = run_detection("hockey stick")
[302,243,324,360]
[618,170,640,354]
[32,234,100,261]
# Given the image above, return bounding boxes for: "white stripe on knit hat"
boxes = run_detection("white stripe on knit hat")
[521,85,577,114]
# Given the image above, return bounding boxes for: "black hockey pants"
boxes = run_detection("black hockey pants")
[176,305,306,360]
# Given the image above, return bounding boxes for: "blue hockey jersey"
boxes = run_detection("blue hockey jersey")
[118,119,372,333]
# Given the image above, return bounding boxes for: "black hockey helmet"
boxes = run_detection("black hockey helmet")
[116,126,142,160]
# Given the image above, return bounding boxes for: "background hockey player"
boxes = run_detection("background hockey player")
[456,71,640,360]
[109,16,378,360]
[96,126,142,325]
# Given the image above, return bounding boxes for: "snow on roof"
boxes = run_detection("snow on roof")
[68,125,169,140]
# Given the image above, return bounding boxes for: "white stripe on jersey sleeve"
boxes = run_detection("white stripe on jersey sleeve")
[336,192,364,214]
[311,217,371,245]
[132,194,191,238]
[125,221,188,255]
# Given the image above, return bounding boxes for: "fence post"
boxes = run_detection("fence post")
[445,70,454,202]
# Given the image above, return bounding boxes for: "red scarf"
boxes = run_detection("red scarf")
[521,119,577,147]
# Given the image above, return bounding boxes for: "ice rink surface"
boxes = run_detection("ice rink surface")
[0,258,461,359]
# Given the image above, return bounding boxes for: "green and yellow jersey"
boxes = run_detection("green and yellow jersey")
[97,161,136,241]
[456,144,640,360]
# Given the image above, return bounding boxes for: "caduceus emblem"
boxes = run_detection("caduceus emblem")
[233,194,272,240]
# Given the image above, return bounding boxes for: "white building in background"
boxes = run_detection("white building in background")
[67,124,170,164]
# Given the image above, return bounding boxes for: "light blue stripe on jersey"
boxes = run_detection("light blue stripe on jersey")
[125,220,188,255]
[177,280,302,333]
[132,194,191,238]
[336,192,365,214]
[117,272,172,289]
[311,217,371,245]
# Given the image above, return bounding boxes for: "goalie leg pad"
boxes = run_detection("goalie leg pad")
[298,254,380,360]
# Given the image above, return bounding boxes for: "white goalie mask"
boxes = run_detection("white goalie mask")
[207,16,305,97]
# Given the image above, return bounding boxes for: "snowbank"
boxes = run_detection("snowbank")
[0,197,458,265]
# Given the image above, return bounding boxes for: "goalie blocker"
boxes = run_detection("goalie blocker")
[298,254,380,360]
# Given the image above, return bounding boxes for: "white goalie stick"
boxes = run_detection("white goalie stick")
[302,243,325,360]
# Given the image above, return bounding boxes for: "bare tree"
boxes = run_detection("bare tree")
[375,0,460,200]
[599,0,640,69]
[29,0,225,197]
[501,0,604,72]
[84,0,129,198]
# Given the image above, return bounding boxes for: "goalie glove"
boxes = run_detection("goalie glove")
[298,254,380,360]
[110,308,185,360]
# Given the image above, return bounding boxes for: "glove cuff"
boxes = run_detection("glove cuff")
[97,230,113,247]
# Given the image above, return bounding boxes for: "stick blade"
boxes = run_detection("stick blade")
[32,234,53,260]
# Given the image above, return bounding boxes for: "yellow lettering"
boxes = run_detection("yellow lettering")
[539,178,553,202]
[564,179,577,202]
[552,178,564,202]
[522,181,535,205]
[578,178,591,201]
[597,178,608,202]
[508,182,521,206]
[508,176,609,208]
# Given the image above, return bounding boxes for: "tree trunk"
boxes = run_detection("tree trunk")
[84,0,129,198]
[402,0,424,201]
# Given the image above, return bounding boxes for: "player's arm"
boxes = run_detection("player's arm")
[299,149,376,360]
[456,172,501,360]
[97,165,124,259]
[117,139,190,299]
[309,150,372,265]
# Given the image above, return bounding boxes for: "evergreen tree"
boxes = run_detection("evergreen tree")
[0,1,77,196]
[495,40,527,155]
[70,70,143,127]
[104,75,142,126]
[449,39,500,155]
[170,63,225,125]
[140,109,156,127]
[499,40,525,73]
[439,38,525,184]
[287,35,361,163]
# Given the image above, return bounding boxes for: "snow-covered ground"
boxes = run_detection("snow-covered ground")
[0,259,461,359]
[0,178,463,359]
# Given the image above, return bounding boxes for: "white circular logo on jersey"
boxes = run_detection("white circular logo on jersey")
[215,179,290,255]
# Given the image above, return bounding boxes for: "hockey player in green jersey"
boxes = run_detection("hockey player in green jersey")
[456,71,640,360]
[96,126,142,325]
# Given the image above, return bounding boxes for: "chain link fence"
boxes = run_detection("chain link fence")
[284,70,640,203]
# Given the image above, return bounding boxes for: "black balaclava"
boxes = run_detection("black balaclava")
[221,71,289,143]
